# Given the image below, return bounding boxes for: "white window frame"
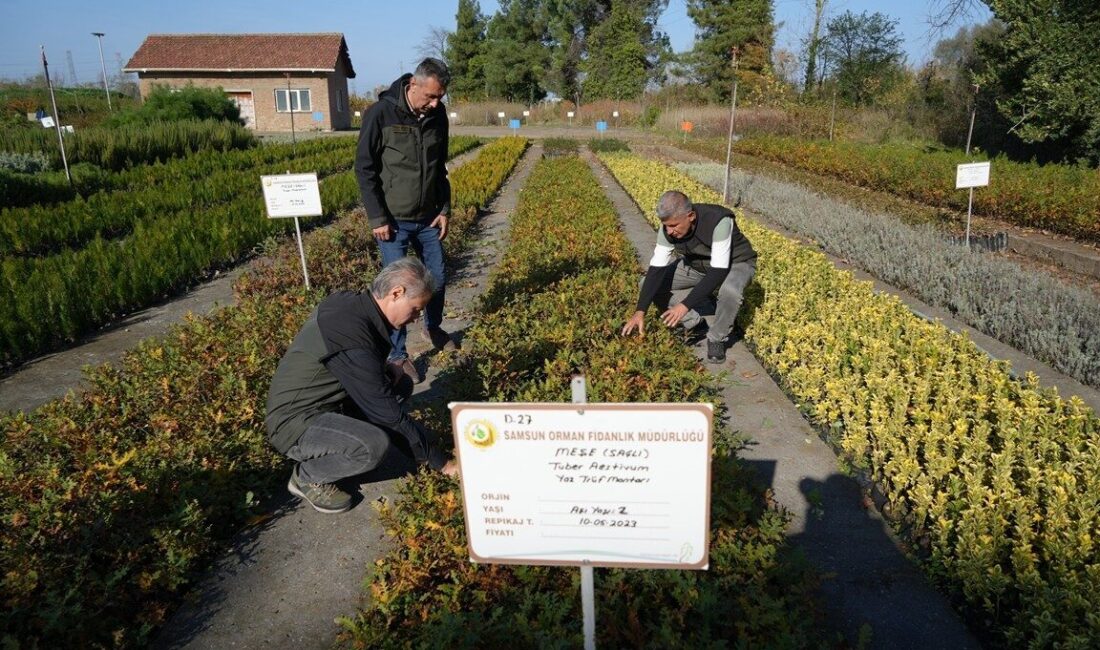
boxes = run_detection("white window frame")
[275,88,311,113]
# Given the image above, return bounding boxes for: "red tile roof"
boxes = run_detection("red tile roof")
[124,33,355,77]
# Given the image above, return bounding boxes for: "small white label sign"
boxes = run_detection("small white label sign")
[522,110,530,117]
[261,173,323,218]
[567,111,575,118]
[956,161,991,189]
[451,403,712,569]
[40,116,55,128]
[497,111,506,118]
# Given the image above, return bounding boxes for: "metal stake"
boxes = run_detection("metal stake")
[91,32,112,111]
[41,47,71,184]
[571,374,595,650]
[722,47,739,204]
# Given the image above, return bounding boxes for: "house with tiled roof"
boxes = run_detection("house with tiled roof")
[124,33,356,132]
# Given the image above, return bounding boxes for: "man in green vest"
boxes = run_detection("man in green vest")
[622,190,757,363]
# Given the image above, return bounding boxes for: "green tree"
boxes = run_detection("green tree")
[686,0,775,102]
[445,0,488,100]
[581,0,668,100]
[918,20,1004,148]
[481,0,551,102]
[820,10,905,105]
[975,0,1100,164]
[106,85,242,127]
[544,0,669,103]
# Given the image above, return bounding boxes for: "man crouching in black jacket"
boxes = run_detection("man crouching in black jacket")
[265,258,458,514]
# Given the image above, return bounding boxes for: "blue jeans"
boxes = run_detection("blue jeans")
[377,217,446,361]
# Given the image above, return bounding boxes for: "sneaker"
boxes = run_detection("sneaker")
[426,326,458,351]
[706,339,726,364]
[389,356,423,384]
[287,467,352,514]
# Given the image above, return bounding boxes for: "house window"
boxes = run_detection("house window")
[275,88,311,113]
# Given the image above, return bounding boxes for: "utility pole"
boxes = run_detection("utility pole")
[722,47,739,205]
[965,83,979,155]
[41,47,72,183]
[91,32,112,110]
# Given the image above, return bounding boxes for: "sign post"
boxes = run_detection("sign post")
[450,382,713,650]
[567,110,575,127]
[497,111,506,127]
[955,162,991,248]
[261,172,323,289]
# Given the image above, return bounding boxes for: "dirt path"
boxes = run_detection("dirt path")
[151,144,541,650]
[584,150,981,649]
[0,148,486,415]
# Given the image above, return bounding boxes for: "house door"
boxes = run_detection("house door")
[226,91,256,129]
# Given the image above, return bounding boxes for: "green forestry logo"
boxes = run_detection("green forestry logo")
[464,419,496,449]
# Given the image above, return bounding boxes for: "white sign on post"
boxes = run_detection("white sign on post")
[567,111,575,118]
[522,110,530,117]
[450,402,712,569]
[40,116,55,128]
[260,173,321,290]
[956,161,991,189]
[261,173,323,218]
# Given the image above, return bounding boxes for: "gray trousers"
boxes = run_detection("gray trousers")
[652,259,757,343]
[287,412,392,485]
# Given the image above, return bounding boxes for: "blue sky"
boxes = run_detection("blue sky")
[1,0,991,91]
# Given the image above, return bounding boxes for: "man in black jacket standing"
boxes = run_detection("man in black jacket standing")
[622,190,757,364]
[266,258,458,514]
[355,58,455,384]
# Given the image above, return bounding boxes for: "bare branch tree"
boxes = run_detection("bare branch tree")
[926,0,984,36]
[417,26,452,63]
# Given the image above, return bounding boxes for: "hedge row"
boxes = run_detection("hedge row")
[0,118,257,171]
[336,155,827,648]
[600,152,1100,648]
[684,135,1100,244]
[0,139,360,257]
[676,161,1100,389]
[0,137,528,648]
[0,136,489,367]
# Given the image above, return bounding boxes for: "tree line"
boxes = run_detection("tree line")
[428,0,1096,165]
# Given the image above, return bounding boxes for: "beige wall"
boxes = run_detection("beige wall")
[137,69,353,132]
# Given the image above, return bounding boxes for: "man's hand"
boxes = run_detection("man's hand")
[441,458,460,477]
[661,303,690,327]
[372,223,394,242]
[430,213,449,241]
[621,310,646,337]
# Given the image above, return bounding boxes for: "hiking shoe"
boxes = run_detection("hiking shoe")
[706,339,726,364]
[389,356,423,384]
[426,326,458,351]
[288,467,352,514]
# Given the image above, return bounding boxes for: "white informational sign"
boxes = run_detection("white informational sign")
[522,110,530,117]
[451,402,712,570]
[261,173,323,218]
[956,161,991,189]
[450,111,458,119]
[497,111,506,118]
[567,111,575,118]
[612,111,619,118]
[40,116,55,128]
[61,125,74,134]
[354,110,361,117]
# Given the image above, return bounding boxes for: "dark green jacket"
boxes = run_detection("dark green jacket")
[265,291,445,469]
[355,74,450,229]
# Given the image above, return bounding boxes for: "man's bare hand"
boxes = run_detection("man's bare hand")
[621,311,646,337]
[372,223,394,241]
[661,303,690,327]
[430,214,449,241]
[441,459,460,477]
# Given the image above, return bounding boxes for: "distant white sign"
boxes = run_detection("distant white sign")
[40,116,55,128]
[522,110,530,117]
[261,173,323,218]
[61,125,74,134]
[497,111,506,118]
[450,111,458,119]
[956,162,991,189]
[450,402,713,569]
[354,111,361,117]
[612,111,619,118]
[567,111,575,118]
